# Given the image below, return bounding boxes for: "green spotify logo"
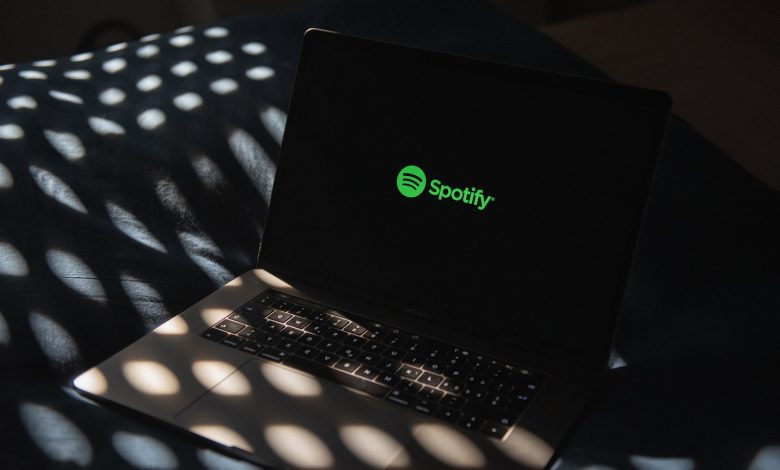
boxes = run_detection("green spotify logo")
[395,164,496,211]
[396,165,427,198]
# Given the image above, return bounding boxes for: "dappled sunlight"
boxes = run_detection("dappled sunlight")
[491,426,553,468]
[413,423,486,468]
[19,70,47,80]
[174,92,203,112]
[206,51,233,64]
[63,70,91,80]
[73,367,108,395]
[122,360,181,395]
[241,42,266,55]
[0,241,29,276]
[210,78,239,95]
[171,60,198,77]
[202,307,233,326]
[43,129,86,161]
[102,57,127,74]
[29,165,88,213]
[7,95,37,109]
[0,63,15,71]
[105,201,167,252]
[264,424,334,468]
[253,270,293,290]
[227,128,275,203]
[88,116,126,136]
[0,161,13,189]
[204,26,229,38]
[29,311,82,369]
[137,44,160,59]
[630,455,695,470]
[33,59,57,67]
[19,402,93,467]
[0,123,24,139]
[339,424,410,468]
[45,248,106,299]
[190,424,254,452]
[112,431,178,469]
[137,74,163,92]
[191,154,225,190]
[99,87,126,106]
[170,35,195,47]
[140,33,161,42]
[259,361,322,397]
[137,108,166,130]
[154,315,189,336]
[193,361,251,396]
[749,445,780,470]
[246,66,275,81]
[119,274,170,328]
[70,52,93,62]
[50,90,84,104]
[177,231,231,284]
[106,42,128,53]
[259,106,286,144]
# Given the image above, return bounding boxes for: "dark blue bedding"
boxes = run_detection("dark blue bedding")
[1,1,778,468]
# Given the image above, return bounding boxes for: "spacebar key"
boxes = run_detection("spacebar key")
[284,355,390,398]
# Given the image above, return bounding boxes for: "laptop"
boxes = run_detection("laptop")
[73,28,672,469]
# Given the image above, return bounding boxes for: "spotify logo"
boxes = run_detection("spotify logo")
[396,165,427,198]
[395,164,496,211]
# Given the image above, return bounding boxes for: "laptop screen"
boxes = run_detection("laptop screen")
[259,30,671,366]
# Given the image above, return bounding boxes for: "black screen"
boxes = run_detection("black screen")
[259,30,671,366]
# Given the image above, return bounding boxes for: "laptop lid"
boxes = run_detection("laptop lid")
[258,29,671,369]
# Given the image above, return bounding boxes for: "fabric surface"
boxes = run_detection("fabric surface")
[1,0,778,469]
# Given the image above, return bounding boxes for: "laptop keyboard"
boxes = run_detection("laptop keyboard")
[199,289,546,440]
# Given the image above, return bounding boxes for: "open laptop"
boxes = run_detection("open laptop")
[73,28,672,469]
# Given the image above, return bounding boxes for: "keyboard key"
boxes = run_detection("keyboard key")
[280,327,303,340]
[364,342,385,354]
[399,366,422,380]
[269,311,293,323]
[305,322,327,335]
[337,346,360,359]
[260,348,288,362]
[346,323,367,335]
[356,366,380,380]
[377,373,401,387]
[286,316,311,329]
[324,329,347,341]
[482,423,509,439]
[458,414,483,431]
[440,379,463,395]
[297,346,320,359]
[399,380,421,394]
[256,333,282,346]
[284,356,389,398]
[329,317,351,329]
[414,399,438,415]
[335,359,361,373]
[320,340,341,352]
[260,321,284,333]
[357,351,381,366]
[229,311,266,327]
[238,327,259,339]
[240,342,263,355]
[271,300,295,312]
[441,394,465,408]
[379,359,400,372]
[419,387,443,401]
[386,390,413,406]
[418,372,444,387]
[253,293,275,305]
[298,334,321,346]
[201,329,227,342]
[314,351,338,366]
[343,335,367,348]
[239,304,272,317]
[215,319,244,334]
[385,348,403,359]
[278,340,301,353]
[436,407,461,423]
[221,335,244,348]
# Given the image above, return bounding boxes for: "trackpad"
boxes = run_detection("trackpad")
[175,359,424,469]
